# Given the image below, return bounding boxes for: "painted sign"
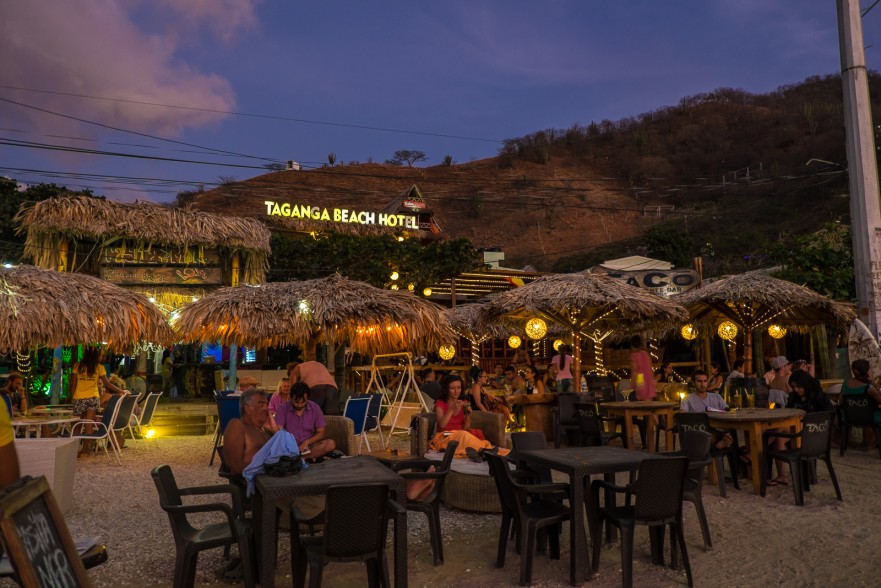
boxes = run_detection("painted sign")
[100,245,219,265]
[264,200,418,229]
[100,266,223,286]
[605,269,700,296]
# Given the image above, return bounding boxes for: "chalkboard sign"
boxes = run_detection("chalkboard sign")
[0,476,90,587]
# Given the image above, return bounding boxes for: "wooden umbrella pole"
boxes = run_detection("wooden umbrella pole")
[573,330,582,389]
[744,326,754,376]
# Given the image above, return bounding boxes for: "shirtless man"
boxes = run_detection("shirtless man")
[223,388,280,476]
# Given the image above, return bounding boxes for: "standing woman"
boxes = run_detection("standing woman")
[70,347,125,456]
[552,345,574,393]
[628,336,657,400]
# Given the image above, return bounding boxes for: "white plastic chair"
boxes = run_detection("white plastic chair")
[70,394,123,464]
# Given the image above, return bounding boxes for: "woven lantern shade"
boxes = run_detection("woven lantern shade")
[525,317,547,340]
[438,344,456,360]
[507,335,522,349]
[553,339,564,351]
[681,324,698,340]
[717,321,738,341]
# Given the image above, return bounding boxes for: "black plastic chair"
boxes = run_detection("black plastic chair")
[510,431,553,483]
[839,394,881,459]
[484,452,570,586]
[575,402,625,447]
[552,394,582,448]
[151,465,255,588]
[397,440,458,565]
[590,456,693,588]
[661,430,714,550]
[292,483,404,588]
[761,411,843,506]
[675,412,739,496]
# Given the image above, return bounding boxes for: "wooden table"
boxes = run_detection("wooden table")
[600,401,677,452]
[253,456,407,588]
[708,408,805,494]
[518,447,648,585]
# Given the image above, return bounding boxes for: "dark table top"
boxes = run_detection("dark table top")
[600,401,677,409]
[708,408,805,423]
[518,446,649,475]
[255,456,404,498]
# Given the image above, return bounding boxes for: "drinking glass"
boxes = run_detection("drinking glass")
[733,391,743,410]
[747,392,756,409]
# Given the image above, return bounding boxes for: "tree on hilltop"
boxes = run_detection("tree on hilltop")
[386,150,428,167]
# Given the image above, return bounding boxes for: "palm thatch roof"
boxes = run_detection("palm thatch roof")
[174,274,453,355]
[676,272,855,330]
[0,265,173,353]
[446,303,567,343]
[15,195,270,284]
[479,271,688,334]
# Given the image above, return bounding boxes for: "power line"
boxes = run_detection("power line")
[0,85,502,144]
[0,95,281,163]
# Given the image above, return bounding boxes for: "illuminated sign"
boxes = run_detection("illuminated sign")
[264,200,418,229]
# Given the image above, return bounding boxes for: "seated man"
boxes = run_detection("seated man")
[680,370,733,450]
[275,383,336,460]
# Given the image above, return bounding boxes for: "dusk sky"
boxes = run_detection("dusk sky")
[1,0,878,203]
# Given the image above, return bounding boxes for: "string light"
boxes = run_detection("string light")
[16,350,32,378]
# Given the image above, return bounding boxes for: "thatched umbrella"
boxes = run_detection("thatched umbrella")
[174,274,454,355]
[479,271,688,384]
[676,272,855,375]
[0,264,173,353]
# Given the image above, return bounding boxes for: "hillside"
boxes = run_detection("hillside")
[189,73,881,275]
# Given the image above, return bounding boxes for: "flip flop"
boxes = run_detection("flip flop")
[766,479,780,487]
[776,478,789,486]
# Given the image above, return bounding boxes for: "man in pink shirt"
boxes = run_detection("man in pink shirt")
[288,361,339,414]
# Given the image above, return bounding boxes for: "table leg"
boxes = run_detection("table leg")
[571,473,588,584]
[646,414,657,453]
[622,411,636,450]
[663,410,675,451]
[254,492,277,588]
[748,423,763,495]
[393,482,408,588]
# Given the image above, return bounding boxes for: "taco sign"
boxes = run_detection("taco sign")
[264,200,418,229]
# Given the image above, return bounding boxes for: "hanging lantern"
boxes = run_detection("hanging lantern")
[508,335,522,349]
[389,271,399,281]
[768,324,787,339]
[423,287,432,297]
[438,344,456,361]
[680,324,698,341]
[717,321,738,341]
[553,339,564,351]
[525,318,547,340]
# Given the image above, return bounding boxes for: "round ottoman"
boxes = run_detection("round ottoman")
[434,455,502,513]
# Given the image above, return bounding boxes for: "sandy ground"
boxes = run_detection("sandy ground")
[3,429,880,587]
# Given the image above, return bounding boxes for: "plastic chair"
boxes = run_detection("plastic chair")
[839,394,881,460]
[362,393,384,447]
[292,483,404,588]
[510,431,555,484]
[590,456,693,588]
[661,430,714,550]
[151,465,255,588]
[70,394,123,464]
[343,396,371,454]
[397,440,458,565]
[575,403,625,447]
[211,394,242,465]
[761,411,843,506]
[552,394,582,448]
[109,395,138,452]
[133,392,162,448]
[675,412,739,496]
[484,452,571,586]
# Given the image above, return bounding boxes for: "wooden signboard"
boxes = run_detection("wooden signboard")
[100,244,220,266]
[100,266,223,286]
[0,476,91,587]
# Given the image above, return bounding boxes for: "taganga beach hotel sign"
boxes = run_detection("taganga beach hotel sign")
[264,200,419,229]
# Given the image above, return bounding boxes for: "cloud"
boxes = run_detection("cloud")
[0,0,255,138]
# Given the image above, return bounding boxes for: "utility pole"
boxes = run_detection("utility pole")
[838,0,881,336]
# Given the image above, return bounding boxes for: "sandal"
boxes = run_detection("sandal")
[776,477,788,486]
[766,479,780,487]
[465,447,483,463]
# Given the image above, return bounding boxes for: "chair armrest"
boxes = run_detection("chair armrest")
[510,469,540,483]
[162,502,239,528]
[399,470,448,482]
[69,421,110,436]
[513,481,570,497]
[390,457,435,472]
[180,484,245,516]
[590,478,631,496]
